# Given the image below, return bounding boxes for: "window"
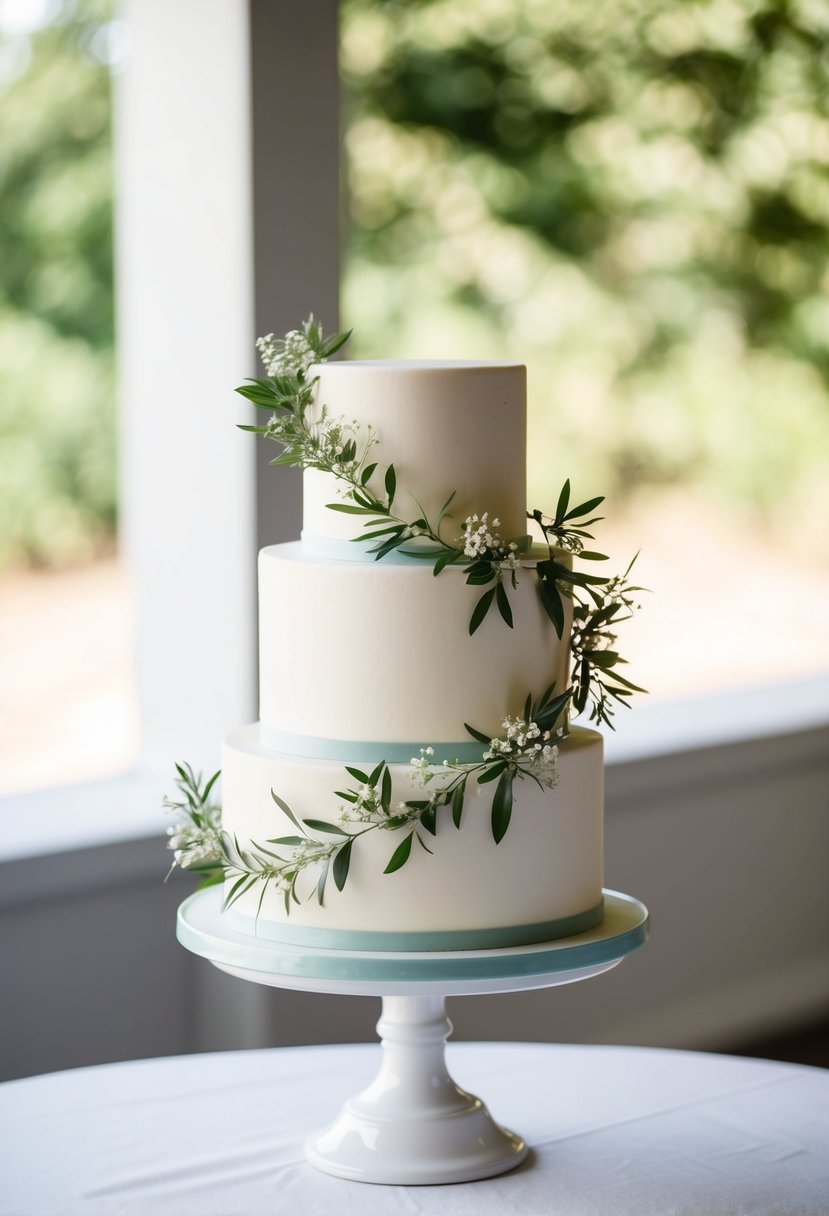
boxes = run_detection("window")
[0,0,139,796]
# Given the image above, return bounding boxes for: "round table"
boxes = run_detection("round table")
[1,1043,827,1215]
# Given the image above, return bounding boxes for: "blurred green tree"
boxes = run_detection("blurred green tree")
[342,0,829,545]
[0,0,115,567]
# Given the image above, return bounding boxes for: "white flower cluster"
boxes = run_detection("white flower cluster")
[339,783,385,824]
[462,512,501,557]
[271,839,334,887]
[166,815,223,871]
[461,513,520,569]
[409,746,436,788]
[266,407,357,470]
[256,329,316,378]
[484,717,560,789]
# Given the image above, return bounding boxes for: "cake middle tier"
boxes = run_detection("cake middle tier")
[259,542,571,753]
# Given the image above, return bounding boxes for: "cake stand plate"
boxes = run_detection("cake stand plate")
[177,888,648,1185]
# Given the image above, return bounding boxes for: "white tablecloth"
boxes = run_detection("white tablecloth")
[1,1044,827,1215]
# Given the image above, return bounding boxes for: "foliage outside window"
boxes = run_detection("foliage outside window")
[341,0,829,556]
[0,0,115,567]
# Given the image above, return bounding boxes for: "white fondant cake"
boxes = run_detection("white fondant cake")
[220,358,606,950]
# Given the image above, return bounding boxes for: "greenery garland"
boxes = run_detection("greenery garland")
[166,684,570,913]
[163,316,647,915]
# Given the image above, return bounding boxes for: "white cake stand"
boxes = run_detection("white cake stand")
[177,886,648,1186]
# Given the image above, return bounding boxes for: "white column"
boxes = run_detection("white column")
[115,1,340,775]
[116,0,256,774]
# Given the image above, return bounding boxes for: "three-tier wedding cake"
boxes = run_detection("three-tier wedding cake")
[167,319,642,953]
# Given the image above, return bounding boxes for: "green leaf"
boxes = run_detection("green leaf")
[266,835,305,846]
[420,804,437,835]
[451,782,465,829]
[604,669,648,693]
[437,489,457,521]
[271,790,306,835]
[236,423,270,433]
[563,495,604,521]
[534,690,572,730]
[464,722,492,744]
[235,384,278,406]
[495,581,514,628]
[432,550,457,576]
[384,832,414,874]
[555,479,571,523]
[579,551,609,561]
[381,766,392,811]
[478,760,507,784]
[360,526,404,541]
[316,857,331,906]
[491,769,514,844]
[303,819,352,836]
[360,462,378,485]
[196,871,225,891]
[385,464,396,504]
[538,577,565,637]
[320,328,352,358]
[334,790,358,803]
[368,760,385,787]
[333,839,353,891]
[223,872,257,912]
[345,766,369,784]
[326,504,384,515]
[371,535,406,561]
[469,586,496,635]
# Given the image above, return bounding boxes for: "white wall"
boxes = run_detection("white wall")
[3,724,827,1081]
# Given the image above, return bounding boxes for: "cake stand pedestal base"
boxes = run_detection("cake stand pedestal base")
[305,994,526,1185]
[177,886,649,1186]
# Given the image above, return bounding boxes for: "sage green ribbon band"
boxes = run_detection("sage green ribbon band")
[224,899,605,953]
[259,724,488,765]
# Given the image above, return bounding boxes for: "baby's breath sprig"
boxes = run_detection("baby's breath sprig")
[404,681,571,854]
[163,763,224,886]
[235,316,374,484]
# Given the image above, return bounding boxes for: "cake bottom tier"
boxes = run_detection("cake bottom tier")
[221,724,604,951]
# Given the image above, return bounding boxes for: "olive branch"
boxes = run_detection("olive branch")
[165,684,571,915]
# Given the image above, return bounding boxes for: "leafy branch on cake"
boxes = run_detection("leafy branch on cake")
[164,685,571,913]
[235,316,645,723]
[532,484,648,728]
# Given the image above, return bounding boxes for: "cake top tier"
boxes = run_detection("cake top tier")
[302,359,528,552]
